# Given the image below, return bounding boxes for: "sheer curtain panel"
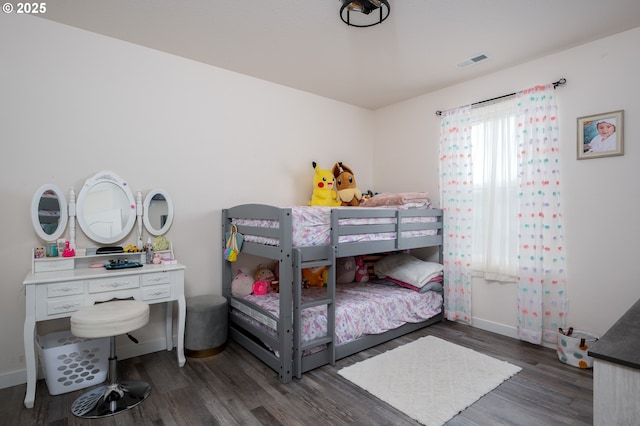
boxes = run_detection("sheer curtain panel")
[439,106,473,324]
[514,84,568,344]
[438,83,568,344]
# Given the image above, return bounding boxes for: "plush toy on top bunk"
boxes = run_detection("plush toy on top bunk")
[332,162,363,206]
[308,161,341,207]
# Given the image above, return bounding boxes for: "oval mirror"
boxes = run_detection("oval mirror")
[76,171,136,245]
[31,184,68,242]
[143,189,174,236]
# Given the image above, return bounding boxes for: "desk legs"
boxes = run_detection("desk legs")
[23,315,36,409]
[164,297,186,367]
[176,295,186,367]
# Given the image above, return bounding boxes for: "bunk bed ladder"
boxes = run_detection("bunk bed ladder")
[292,246,336,379]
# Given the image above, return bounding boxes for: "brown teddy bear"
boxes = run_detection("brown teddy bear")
[332,162,362,206]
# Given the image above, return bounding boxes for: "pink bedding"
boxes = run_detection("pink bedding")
[231,282,442,347]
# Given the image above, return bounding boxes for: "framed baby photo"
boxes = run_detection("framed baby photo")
[577,110,624,160]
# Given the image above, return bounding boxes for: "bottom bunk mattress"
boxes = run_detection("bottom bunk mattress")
[229,281,443,349]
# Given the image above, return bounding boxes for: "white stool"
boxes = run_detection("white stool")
[69,300,151,418]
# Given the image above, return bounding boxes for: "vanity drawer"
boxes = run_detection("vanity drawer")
[46,281,84,298]
[142,285,172,301]
[47,296,83,316]
[88,276,140,294]
[141,272,172,286]
[34,258,75,273]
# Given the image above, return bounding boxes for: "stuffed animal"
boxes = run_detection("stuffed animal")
[309,161,341,207]
[355,256,369,283]
[255,264,276,284]
[336,256,356,284]
[302,266,328,287]
[332,162,362,206]
[271,261,281,293]
[231,268,255,297]
[253,280,269,296]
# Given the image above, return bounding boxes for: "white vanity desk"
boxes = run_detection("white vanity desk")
[22,256,186,409]
[26,172,184,409]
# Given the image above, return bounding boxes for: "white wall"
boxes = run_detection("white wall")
[374,27,640,340]
[0,15,374,388]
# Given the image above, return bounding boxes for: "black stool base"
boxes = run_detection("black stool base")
[71,380,151,418]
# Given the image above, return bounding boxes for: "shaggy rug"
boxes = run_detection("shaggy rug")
[338,335,522,426]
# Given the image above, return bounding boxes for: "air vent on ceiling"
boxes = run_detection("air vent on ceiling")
[456,54,489,69]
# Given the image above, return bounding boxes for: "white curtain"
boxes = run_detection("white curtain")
[439,105,473,324]
[470,101,519,282]
[439,84,568,344]
[514,84,568,344]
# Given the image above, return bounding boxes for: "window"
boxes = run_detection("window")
[469,99,518,282]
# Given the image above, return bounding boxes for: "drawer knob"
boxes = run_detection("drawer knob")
[54,303,79,311]
[53,287,76,293]
[103,281,129,288]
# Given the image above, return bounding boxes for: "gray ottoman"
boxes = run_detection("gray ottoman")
[185,294,228,358]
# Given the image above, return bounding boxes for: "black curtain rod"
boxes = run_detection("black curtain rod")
[435,78,566,116]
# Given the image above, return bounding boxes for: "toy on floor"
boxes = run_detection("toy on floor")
[309,161,341,207]
[333,162,362,206]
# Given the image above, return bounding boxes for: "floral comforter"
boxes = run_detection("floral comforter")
[232,282,442,346]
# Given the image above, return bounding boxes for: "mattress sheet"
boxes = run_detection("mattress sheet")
[231,282,443,347]
[233,206,436,247]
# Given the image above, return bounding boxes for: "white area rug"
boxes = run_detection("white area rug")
[338,335,522,426]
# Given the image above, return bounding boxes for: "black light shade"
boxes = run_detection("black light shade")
[340,0,390,27]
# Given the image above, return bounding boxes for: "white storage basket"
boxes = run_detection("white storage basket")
[556,327,598,369]
[37,330,109,395]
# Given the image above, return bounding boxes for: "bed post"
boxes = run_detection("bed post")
[221,210,232,300]
[277,208,294,383]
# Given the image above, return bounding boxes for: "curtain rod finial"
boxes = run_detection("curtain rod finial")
[553,78,567,88]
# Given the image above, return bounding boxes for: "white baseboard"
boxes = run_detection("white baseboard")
[0,337,174,391]
[471,317,519,339]
[471,317,556,350]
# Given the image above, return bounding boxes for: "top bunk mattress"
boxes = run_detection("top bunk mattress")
[232,205,438,247]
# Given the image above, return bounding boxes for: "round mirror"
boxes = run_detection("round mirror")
[143,189,174,236]
[31,184,68,242]
[76,171,136,245]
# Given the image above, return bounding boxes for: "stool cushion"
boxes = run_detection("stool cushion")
[71,300,150,339]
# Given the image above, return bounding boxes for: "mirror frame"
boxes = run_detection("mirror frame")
[143,189,174,236]
[31,184,68,242]
[76,171,137,245]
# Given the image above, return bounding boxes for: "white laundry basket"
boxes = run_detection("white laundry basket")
[37,330,109,395]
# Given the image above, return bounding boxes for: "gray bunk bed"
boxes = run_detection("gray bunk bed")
[221,204,444,383]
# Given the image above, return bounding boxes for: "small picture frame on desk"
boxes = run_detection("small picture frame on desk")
[577,110,624,160]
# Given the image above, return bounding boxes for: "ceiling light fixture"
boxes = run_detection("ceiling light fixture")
[340,0,390,28]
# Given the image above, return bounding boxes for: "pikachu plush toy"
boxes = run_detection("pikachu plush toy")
[308,161,341,207]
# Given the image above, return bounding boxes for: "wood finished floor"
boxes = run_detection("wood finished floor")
[2,320,593,425]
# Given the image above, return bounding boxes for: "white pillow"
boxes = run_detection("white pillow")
[374,253,443,288]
